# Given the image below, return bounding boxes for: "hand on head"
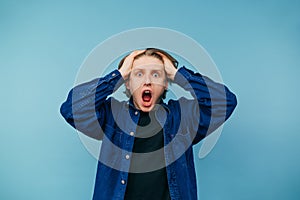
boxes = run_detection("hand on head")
[118,49,178,81]
[156,52,178,81]
[118,50,145,80]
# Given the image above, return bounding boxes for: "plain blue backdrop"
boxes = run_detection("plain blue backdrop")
[1,0,299,199]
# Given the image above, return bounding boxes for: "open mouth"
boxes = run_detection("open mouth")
[142,90,152,103]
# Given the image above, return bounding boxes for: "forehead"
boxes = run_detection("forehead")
[132,56,164,70]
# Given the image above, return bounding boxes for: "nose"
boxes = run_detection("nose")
[144,74,151,85]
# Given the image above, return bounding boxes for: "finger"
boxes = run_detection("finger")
[122,50,144,66]
[131,49,146,58]
[155,52,172,65]
[155,52,167,59]
[126,49,146,69]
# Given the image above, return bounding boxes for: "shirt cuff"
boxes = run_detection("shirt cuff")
[173,66,194,86]
[104,69,124,90]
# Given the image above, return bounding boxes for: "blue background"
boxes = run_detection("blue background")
[1,0,299,199]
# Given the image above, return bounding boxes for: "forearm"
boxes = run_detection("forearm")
[60,70,124,138]
[174,66,237,136]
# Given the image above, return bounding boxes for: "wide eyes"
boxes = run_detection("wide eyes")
[134,71,161,78]
[153,72,159,78]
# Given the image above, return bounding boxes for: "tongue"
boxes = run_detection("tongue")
[143,94,151,102]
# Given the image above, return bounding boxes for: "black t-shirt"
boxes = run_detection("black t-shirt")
[124,111,171,200]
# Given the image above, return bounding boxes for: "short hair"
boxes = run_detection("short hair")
[118,48,178,99]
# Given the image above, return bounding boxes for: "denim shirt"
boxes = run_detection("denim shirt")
[60,66,237,200]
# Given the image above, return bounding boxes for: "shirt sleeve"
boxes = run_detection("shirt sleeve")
[60,70,124,139]
[173,66,237,144]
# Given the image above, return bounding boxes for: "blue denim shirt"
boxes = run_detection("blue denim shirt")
[60,66,237,200]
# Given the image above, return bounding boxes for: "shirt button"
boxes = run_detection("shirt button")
[121,179,126,185]
[125,154,130,160]
[112,73,116,77]
[130,131,134,136]
[134,111,138,115]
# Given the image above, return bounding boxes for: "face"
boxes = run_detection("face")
[126,56,168,112]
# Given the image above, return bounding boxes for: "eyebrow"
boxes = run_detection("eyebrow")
[132,64,164,71]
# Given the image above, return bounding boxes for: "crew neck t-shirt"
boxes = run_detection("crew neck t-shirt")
[124,111,171,200]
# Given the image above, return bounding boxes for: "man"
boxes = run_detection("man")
[60,48,237,199]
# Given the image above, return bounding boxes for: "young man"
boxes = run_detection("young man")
[60,48,237,200]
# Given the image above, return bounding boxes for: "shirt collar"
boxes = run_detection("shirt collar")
[125,97,170,114]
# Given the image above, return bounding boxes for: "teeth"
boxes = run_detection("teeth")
[144,90,150,93]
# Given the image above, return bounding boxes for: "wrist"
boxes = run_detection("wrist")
[118,69,127,79]
[169,68,178,81]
